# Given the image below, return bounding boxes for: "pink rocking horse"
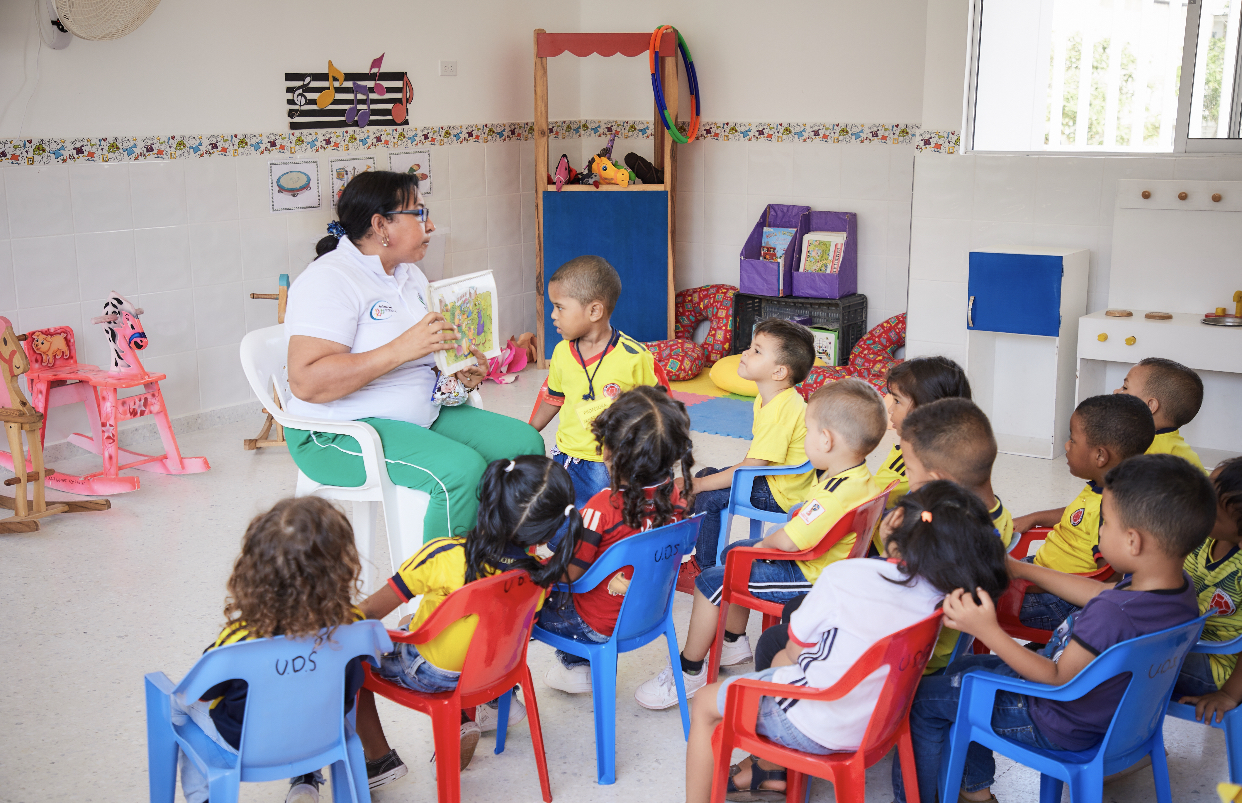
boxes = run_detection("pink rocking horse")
[0,292,210,495]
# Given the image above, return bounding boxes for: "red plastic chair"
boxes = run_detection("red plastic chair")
[706,483,895,684]
[362,571,552,803]
[709,610,943,803]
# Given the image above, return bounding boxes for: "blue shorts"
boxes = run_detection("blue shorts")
[378,642,461,694]
[1173,650,1219,699]
[696,538,813,606]
[536,588,610,668]
[717,668,834,755]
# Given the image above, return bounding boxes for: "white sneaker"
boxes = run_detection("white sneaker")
[720,634,754,667]
[286,774,320,803]
[544,662,593,694]
[634,664,707,710]
[474,697,527,732]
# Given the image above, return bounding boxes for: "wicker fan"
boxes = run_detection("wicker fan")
[53,0,162,40]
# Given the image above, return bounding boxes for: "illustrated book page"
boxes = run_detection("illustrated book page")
[426,270,501,374]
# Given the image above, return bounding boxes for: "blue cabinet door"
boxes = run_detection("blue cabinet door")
[967,252,1063,337]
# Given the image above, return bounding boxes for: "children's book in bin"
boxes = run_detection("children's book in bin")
[800,231,848,274]
[426,270,502,374]
[761,227,798,264]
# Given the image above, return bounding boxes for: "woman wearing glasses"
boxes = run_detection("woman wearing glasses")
[283,171,544,546]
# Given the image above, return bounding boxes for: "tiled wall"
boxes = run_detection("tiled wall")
[905,153,1242,363]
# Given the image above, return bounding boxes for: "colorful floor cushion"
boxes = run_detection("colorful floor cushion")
[710,352,830,398]
[675,284,737,365]
[797,313,906,400]
[644,338,706,381]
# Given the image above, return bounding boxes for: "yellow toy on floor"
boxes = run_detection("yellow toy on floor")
[590,155,630,187]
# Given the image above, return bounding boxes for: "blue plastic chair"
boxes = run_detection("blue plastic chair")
[530,515,703,785]
[939,615,1208,803]
[1165,632,1242,783]
[145,620,392,803]
[719,460,813,564]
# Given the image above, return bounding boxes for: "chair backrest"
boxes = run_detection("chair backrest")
[21,325,78,370]
[240,325,293,413]
[846,483,898,559]
[175,620,391,774]
[409,570,545,701]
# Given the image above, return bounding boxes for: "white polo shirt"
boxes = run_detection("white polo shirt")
[285,237,439,427]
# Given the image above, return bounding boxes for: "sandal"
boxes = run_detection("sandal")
[957,793,999,803]
[725,755,787,802]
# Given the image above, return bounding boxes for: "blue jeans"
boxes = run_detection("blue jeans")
[717,668,836,755]
[377,642,461,693]
[1019,591,1082,632]
[536,588,610,668]
[692,468,786,570]
[893,655,1063,803]
[550,447,611,549]
[1173,651,1219,699]
[696,538,813,607]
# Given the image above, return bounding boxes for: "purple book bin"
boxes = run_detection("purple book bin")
[738,204,810,297]
[790,210,858,299]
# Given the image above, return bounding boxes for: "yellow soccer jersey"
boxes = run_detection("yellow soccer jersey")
[1033,482,1103,574]
[547,330,661,461]
[746,387,814,510]
[388,538,545,672]
[991,496,1015,550]
[1148,428,1206,473]
[782,463,879,584]
[1185,539,1242,688]
[874,444,909,509]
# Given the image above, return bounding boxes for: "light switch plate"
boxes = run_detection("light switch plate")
[439,60,457,77]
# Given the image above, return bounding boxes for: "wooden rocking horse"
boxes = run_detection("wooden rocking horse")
[0,318,110,533]
[244,273,289,451]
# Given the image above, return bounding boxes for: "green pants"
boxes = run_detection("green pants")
[285,405,545,544]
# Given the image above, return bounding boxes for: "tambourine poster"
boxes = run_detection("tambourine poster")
[269,160,322,212]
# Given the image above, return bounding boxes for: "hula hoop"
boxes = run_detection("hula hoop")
[649,25,700,144]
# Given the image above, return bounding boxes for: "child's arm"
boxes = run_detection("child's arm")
[1007,556,1115,607]
[756,526,801,553]
[529,401,559,431]
[360,584,402,621]
[1012,507,1065,534]
[943,588,1095,686]
[692,457,773,494]
[1179,657,1242,724]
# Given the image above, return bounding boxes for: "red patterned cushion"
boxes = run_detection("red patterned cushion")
[675,284,737,365]
[644,339,706,381]
[795,313,906,399]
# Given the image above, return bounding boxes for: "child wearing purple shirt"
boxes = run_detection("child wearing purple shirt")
[894,454,1215,803]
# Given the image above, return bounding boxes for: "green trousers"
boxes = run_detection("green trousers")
[285,405,545,544]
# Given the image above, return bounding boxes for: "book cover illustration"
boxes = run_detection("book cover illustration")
[426,270,501,375]
[760,227,797,263]
[800,231,847,274]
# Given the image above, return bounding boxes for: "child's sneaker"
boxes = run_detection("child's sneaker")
[366,750,407,789]
[431,720,482,772]
[720,634,754,667]
[474,697,527,732]
[676,558,702,595]
[634,664,707,710]
[285,773,320,803]
[544,661,593,694]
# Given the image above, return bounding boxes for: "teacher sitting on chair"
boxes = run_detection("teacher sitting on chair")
[283,170,544,544]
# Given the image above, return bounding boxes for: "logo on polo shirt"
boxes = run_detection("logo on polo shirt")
[798,500,825,524]
[603,383,620,400]
[1209,588,1237,617]
[369,301,394,321]
[1070,507,1085,527]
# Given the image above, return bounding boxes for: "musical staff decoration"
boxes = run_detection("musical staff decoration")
[286,56,410,130]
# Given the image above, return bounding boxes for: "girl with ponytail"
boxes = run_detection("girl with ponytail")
[539,385,696,695]
[356,455,581,779]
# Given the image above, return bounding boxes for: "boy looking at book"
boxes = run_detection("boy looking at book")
[1014,394,1156,630]
[633,379,886,711]
[1115,356,1207,472]
[687,318,817,574]
[529,256,666,512]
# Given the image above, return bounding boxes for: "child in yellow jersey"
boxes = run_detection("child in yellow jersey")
[530,256,666,517]
[875,356,973,509]
[171,498,369,803]
[1176,457,1242,723]
[634,379,887,711]
[356,455,583,777]
[1115,356,1207,472]
[688,318,816,573]
[1015,394,1155,631]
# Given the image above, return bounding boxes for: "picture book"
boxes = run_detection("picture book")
[760,227,797,264]
[810,326,840,365]
[426,270,501,375]
[800,231,847,274]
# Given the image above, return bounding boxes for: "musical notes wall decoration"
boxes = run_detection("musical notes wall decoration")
[286,56,410,130]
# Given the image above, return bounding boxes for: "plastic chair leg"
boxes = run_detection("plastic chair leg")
[144,676,178,803]
[1150,740,1174,803]
[518,671,553,802]
[494,688,512,755]
[665,617,691,738]
[351,501,380,593]
[707,594,729,684]
[895,730,920,803]
[748,518,762,539]
[716,510,732,566]
[430,702,463,803]
[1226,712,1242,784]
[1038,774,1064,803]
[785,770,809,803]
[340,727,370,803]
[205,768,241,803]
[938,722,972,803]
[588,650,618,784]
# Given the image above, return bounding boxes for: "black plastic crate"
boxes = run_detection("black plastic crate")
[732,293,868,365]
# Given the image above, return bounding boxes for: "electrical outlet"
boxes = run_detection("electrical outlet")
[439,60,457,77]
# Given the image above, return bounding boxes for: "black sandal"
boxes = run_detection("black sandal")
[725,755,787,802]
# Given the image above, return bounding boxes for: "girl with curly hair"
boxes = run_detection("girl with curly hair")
[538,384,696,695]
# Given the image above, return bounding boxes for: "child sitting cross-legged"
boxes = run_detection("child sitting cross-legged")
[688,318,817,574]
[895,454,1215,803]
[1175,456,1242,722]
[684,481,1010,803]
[539,385,696,694]
[1115,356,1207,471]
[1015,394,1155,630]
[634,378,888,711]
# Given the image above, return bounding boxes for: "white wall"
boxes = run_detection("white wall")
[921,0,971,132]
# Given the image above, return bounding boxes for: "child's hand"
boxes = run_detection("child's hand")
[1012,514,1038,534]
[1178,690,1239,724]
[878,507,904,547]
[607,571,630,596]
[942,587,1000,638]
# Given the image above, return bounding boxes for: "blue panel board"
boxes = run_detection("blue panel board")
[968,252,1063,337]
[542,190,669,357]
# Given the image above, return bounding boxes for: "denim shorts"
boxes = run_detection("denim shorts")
[549,447,612,549]
[1173,650,1220,699]
[717,668,834,755]
[696,539,812,606]
[378,641,461,694]
[536,588,610,668]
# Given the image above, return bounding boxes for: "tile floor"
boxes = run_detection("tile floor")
[0,369,1234,803]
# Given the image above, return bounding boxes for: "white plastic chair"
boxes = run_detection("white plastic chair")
[239,325,481,596]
